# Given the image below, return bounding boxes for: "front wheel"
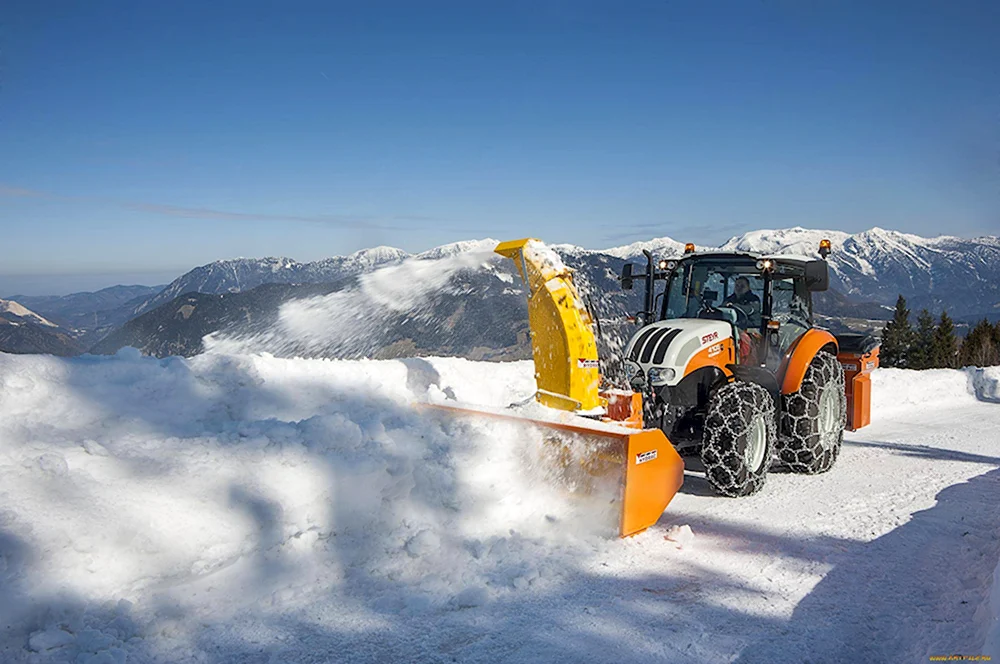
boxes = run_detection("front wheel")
[701,381,775,497]
[778,351,847,474]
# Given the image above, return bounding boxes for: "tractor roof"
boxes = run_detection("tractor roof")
[678,250,820,266]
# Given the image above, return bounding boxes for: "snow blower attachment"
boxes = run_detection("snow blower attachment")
[424,401,683,537]
[493,239,604,413]
[426,239,684,538]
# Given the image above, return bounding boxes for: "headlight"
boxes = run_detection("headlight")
[624,361,641,379]
[647,367,676,385]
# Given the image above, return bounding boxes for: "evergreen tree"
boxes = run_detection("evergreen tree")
[909,309,936,370]
[880,295,914,368]
[959,319,1000,367]
[930,311,958,368]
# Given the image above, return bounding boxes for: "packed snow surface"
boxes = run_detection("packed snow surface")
[988,556,1000,659]
[0,351,998,663]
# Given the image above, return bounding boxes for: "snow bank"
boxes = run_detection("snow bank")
[1,351,998,661]
[968,366,1000,403]
[0,350,625,662]
[870,366,1000,419]
[871,368,976,418]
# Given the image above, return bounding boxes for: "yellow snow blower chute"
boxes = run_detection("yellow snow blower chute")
[427,238,684,537]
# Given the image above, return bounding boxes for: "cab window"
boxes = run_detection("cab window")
[770,276,810,353]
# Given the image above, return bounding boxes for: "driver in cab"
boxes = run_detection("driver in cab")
[723,276,761,328]
[724,276,762,364]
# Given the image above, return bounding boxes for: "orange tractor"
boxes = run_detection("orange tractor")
[619,240,878,496]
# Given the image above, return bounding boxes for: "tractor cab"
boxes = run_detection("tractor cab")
[658,252,828,371]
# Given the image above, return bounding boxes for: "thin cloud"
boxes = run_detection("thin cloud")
[0,182,416,231]
[122,202,409,230]
[0,185,46,198]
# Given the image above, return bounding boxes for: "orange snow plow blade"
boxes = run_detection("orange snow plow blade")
[422,402,684,537]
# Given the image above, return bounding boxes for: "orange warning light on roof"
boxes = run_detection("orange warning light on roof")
[819,238,832,258]
[684,243,696,254]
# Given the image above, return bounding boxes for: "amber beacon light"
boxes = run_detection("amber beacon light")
[819,238,832,258]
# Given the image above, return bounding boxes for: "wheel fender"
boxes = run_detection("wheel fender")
[779,329,838,395]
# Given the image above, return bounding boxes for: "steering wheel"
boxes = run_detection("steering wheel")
[720,303,752,328]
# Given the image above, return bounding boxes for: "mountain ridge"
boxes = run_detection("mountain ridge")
[0,298,81,356]
[120,226,1000,334]
[0,299,59,328]
[9,226,999,359]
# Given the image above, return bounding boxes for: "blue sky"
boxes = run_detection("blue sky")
[2,1,998,295]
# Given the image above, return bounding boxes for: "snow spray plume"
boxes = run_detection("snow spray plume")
[561,254,629,390]
[205,249,498,358]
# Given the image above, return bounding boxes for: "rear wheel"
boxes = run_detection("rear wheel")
[701,381,775,497]
[778,351,847,474]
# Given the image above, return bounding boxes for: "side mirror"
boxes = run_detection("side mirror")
[621,263,634,290]
[804,260,829,292]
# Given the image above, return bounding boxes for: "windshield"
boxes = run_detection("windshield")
[661,258,765,329]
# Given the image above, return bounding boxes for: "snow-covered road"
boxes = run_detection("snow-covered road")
[0,350,997,663]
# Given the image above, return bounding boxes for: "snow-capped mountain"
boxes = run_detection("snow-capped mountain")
[414,238,500,260]
[128,226,999,330]
[94,253,532,360]
[599,236,689,260]
[308,245,411,275]
[87,226,997,360]
[716,227,851,255]
[130,241,513,318]
[728,227,1000,317]
[602,226,1000,317]
[132,246,411,316]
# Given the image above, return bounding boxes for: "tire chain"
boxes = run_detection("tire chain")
[777,352,847,474]
[702,380,775,497]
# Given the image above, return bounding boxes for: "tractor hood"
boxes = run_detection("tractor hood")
[624,319,733,388]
